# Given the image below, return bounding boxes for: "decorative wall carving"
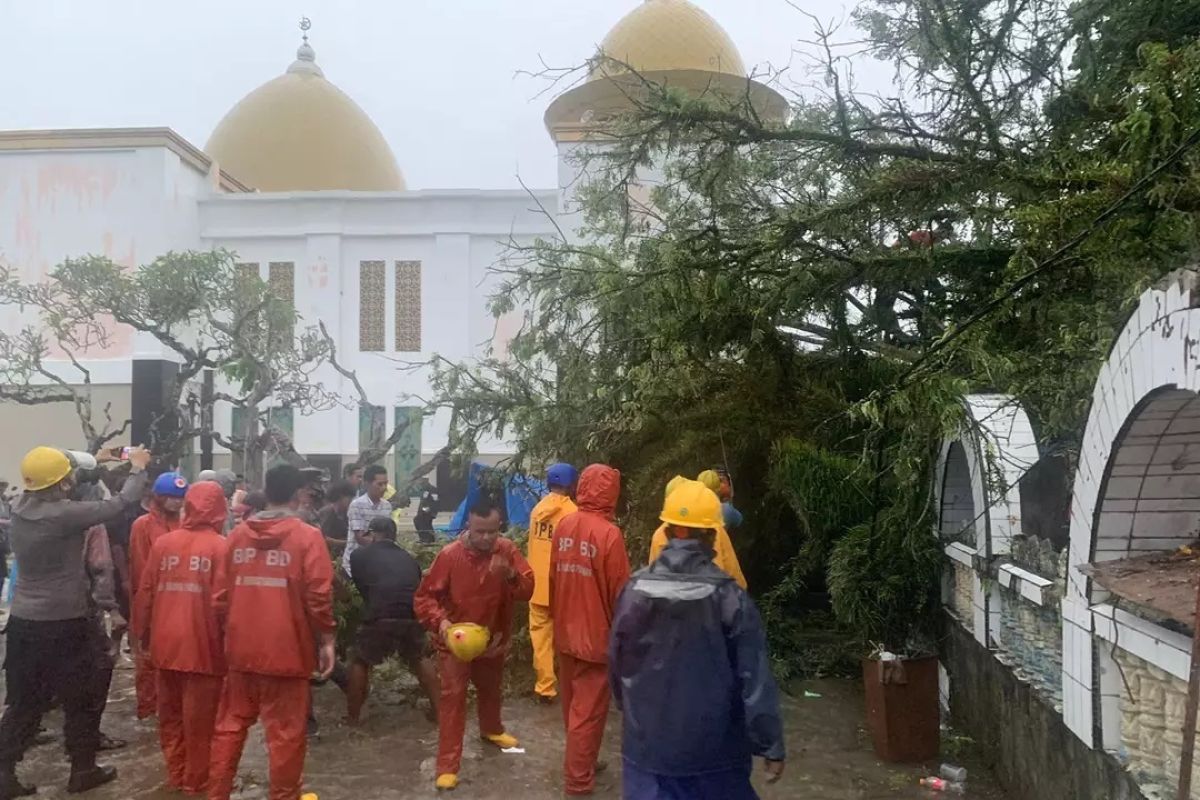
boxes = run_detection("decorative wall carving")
[395,260,421,352]
[359,260,386,352]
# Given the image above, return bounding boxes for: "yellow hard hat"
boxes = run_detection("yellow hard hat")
[660,479,723,529]
[445,622,490,662]
[664,475,687,499]
[21,446,72,492]
[697,469,722,493]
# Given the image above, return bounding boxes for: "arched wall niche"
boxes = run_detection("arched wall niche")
[1063,270,1200,770]
[933,394,1039,647]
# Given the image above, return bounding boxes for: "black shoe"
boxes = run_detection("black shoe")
[535,694,557,706]
[306,717,320,740]
[66,765,116,794]
[97,733,127,751]
[0,772,36,799]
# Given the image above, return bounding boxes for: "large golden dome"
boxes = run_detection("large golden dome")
[205,40,404,192]
[591,0,747,79]
[546,0,784,142]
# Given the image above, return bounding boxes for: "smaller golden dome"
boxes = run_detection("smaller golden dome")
[591,0,747,80]
[205,39,404,192]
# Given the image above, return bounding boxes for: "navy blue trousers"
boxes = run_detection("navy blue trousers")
[622,759,759,800]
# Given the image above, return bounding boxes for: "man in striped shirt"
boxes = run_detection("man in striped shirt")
[343,465,393,578]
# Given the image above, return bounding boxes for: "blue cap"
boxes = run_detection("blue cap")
[546,463,578,489]
[153,471,188,498]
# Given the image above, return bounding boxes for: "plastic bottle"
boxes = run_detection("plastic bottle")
[939,763,968,782]
[920,777,964,793]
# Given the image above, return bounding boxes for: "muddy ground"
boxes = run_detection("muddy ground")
[7,657,1010,799]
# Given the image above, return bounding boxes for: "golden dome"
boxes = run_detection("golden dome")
[591,0,747,79]
[205,41,404,192]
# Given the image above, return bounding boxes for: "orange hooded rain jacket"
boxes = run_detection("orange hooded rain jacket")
[550,464,630,664]
[134,482,230,676]
[215,511,335,678]
[129,505,179,620]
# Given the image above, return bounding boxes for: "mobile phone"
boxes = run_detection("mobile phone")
[120,446,133,461]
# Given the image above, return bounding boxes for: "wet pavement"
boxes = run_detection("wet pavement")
[8,659,1010,799]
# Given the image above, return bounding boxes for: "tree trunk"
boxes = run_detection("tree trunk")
[241,409,264,488]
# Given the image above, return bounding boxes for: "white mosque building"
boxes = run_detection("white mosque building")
[0,0,783,481]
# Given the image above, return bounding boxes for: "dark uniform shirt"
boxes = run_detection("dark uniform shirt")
[349,540,422,622]
[318,505,348,543]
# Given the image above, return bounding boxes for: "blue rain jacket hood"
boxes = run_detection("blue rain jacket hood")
[609,539,785,777]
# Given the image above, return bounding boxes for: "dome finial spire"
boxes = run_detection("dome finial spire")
[288,16,324,77]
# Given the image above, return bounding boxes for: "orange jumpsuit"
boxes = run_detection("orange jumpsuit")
[550,464,631,796]
[128,503,179,719]
[526,492,577,698]
[414,537,534,777]
[133,482,229,795]
[207,512,334,800]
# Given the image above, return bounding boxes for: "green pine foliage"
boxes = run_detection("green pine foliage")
[425,0,1200,668]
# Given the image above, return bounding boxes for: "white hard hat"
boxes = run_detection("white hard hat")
[65,450,98,470]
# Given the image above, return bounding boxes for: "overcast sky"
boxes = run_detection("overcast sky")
[3,1,885,190]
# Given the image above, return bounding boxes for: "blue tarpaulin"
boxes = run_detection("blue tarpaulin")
[442,462,546,535]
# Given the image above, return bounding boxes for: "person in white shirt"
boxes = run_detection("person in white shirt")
[343,465,393,577]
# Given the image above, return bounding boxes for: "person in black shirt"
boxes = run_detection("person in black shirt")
[412,479,439,544]
[318,481,355,559]
[345,517,439,724]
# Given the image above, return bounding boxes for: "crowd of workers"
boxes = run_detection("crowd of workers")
[0,443,785,800]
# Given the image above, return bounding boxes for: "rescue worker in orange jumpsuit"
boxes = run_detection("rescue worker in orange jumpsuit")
[550,464,630,796]
[208,465,335,800]
[415,498,534,791]
[648,475,747,589]
[525,463,578,702]
[133,481,229,796]
[128,471,188,720]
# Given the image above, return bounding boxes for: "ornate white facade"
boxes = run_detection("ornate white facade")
[0,1,784,475]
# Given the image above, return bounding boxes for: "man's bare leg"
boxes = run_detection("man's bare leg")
[345,659,370,725]
[410,655,440,722]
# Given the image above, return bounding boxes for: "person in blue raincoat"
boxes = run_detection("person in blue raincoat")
[609,479,785,800]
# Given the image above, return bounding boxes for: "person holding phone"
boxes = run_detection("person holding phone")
[0,444,151,797]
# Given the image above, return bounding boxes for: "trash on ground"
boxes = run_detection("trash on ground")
[501,747,526,754]
[920,776,965,792]
[939,763,968,782]
[803,690,822,699]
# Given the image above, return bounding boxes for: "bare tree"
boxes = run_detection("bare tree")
[0,251,334,477]
[0,268,132,453]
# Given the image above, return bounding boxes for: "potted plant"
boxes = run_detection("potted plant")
[828,506,943,763]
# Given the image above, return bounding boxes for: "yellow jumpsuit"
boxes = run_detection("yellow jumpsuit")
[526,492,577,698]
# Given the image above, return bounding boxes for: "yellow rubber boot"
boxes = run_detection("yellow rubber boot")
[435,774,459,791]
[483,732,519,749]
